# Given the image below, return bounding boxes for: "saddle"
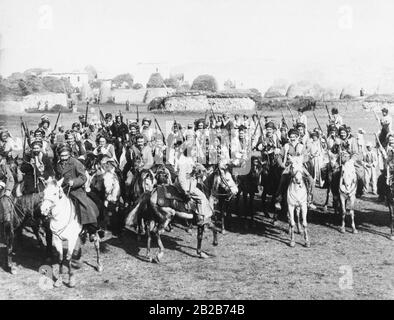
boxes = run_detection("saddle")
[156,185,197,214]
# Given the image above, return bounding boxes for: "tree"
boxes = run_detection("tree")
[146,72,165,88]
[112,73,134,88]
[224,79,236,89]
[164,77,179,89]
[132,83,144,89]
[84,65,97,82]
[191,74,218,92]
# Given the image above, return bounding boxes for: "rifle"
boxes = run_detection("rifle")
[153,116,166,146]
[50,109,62,134]
[374,132,383,150]
[373,109,381,127]
[136,104,140,123]
[313,111,328,146]
[325,105,333,122]
[84,102,89,127]
[281,109,288,128]
[286,103,295,125]
[20,118,26,158]
[210,105,217,122]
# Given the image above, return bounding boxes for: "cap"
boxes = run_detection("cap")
[288,128,299,137]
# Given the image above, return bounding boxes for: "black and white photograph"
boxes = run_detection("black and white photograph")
[0,0,393,304]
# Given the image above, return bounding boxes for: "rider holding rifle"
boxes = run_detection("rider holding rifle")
[274,128,316,211]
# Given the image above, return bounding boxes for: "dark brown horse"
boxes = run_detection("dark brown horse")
[0,192,52,274]
[236,156,264,228]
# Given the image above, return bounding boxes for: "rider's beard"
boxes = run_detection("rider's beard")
[32,151,40,156]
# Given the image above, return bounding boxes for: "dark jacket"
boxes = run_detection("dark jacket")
[20,153,54,194]
[55,157,98,225]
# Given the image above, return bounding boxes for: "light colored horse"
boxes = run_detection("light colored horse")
[339,157,358,234]
[40,177,102,288]
[287,156,310,248]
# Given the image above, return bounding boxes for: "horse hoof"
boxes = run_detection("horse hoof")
[352,229,358,234]
[198,252,209,259]
[289,241,295,248]
[146,256,153,263]
[54,278,63,288]
[340,228,346,234]
[10,266,17,275]
[305,242,311,248]
[221,229,226,235]
[155,252,164,263]
[96,264,103,273]
[68,276,76,288]
[212,241,218,247]
[389,235,394,241]
[71,260,83,270]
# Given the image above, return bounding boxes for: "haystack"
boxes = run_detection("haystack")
[286,81,324,99]
[339,85,360,99]
[264,85,288,98]
[191,75,218,92]
[146,72,165,88]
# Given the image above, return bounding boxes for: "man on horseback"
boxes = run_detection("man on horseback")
[175,144,213,225]
[0,148,15,199]
[20,140,54,195]
[274,128,316,211]
[55,145,99,232]
[378,107,392,148]
[334,126,365,198]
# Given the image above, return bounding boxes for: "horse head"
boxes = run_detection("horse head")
[340,159,357,194]
[213,165,238,198]
[289,155,304,186]
[40,177,64,218]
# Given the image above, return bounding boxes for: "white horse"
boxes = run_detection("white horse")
[40,177,102,288]
[339,156,358,234]
[287,156,310,248]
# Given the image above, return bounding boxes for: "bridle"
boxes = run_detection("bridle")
[210,166,236,201]
[42,188,73,238]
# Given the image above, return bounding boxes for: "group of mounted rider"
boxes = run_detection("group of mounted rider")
[1,103,394,276]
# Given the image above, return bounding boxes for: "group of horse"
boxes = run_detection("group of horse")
[1,148,393,288]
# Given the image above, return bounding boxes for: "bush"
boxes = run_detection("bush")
[132,83,144,90]
[164,77,179,89]
[112,73,134,88]
[191,74,218,92]
[146,73,165,88]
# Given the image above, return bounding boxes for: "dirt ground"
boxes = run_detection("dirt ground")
[0,105,393,300]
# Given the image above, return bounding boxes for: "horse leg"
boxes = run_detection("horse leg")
[340,196,346,233]
[4,222,17,274]
[71,238,83,270]
[208,220,218,247]
[296,207,301,234]
[302,204,310,247]
[145,221,153,262]
[288,206,295,247]
[66,234,79,287]
[197,225,208,258]
[243,192,248,229]
[93,231,103,272]
[250,193,256,228]
[32,224,45,250]
[43,222,53,262]
[323,187,330,213]
[154,231,165,263]
[52,237,63,288]
[350,197,358,234]
[389,200,394,240]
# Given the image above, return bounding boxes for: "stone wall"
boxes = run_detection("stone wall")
[0,92,68,113]
[158,94,256,112]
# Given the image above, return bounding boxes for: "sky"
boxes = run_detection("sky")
[1,0,394,92]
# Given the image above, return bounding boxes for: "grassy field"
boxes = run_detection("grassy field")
[0,103,393,300]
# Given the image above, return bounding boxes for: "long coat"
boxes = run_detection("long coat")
[20,153,54,194]
[55,157,98,225]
